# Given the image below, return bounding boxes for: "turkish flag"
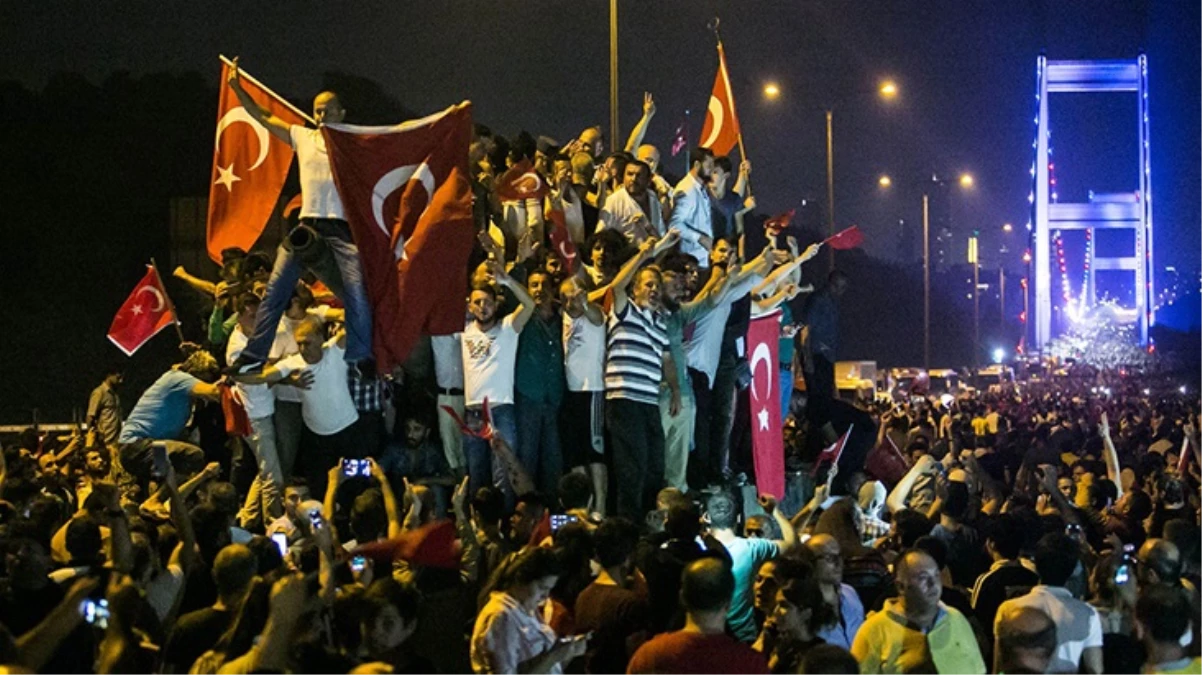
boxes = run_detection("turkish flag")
[495,159,549,202]
[107,266,178,356]
[812,426,853,477]
[748,310,785,499]
[205,59,308,263]
[699,43,742,157]
[824,226,865,250]
[547,206,579,275]
[322,103,475,371]
[352,520,462,569]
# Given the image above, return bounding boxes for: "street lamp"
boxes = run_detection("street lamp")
[1002,222,1013,233]
[879,173,976,370]
[763,82,781,99]
[825,82,899,268]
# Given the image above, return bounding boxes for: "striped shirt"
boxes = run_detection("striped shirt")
[605,301,669,405]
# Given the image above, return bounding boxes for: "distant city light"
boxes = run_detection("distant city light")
[880,81,898,98]
[1002,223,1013,233]
[992,348,1005,364]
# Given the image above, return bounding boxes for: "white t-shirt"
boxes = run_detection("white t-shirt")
[598,187,665,243]
[995,585,1103,674]
[562,312,606,392]
[462,314,520,408]
[276,338,359,435]
[290,126,345,220]
[432,333,465,391]
[227,326,275,419]
[271,306,333,403]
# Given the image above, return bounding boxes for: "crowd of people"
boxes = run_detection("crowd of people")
[0,75,1199,674]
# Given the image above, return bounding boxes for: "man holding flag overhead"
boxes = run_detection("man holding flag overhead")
[223,58,374,376]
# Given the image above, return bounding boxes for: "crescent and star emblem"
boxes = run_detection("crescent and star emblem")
[213,107,272,192]
[371,163,437,261]
[701,95,724,148]
[135,285,166,313]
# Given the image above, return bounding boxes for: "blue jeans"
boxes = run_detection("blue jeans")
[463,403,518,502]
[515,393,563,496]
[243,218,373,363]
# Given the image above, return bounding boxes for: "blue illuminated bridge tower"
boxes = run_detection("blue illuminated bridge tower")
[1029,55,1154,349]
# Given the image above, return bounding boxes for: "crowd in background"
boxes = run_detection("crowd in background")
[0,79,1198,674]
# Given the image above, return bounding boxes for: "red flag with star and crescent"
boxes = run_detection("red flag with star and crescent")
[108,266,178,356]
[495,159,549,202]
[699,42,742,157]
[205,59,308,263]
[747,309,785,500]
[322,103,475,371]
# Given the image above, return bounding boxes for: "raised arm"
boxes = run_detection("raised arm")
[1097,412,1123,499]
[588,234,659,307]
[732,160,751,199]
[369,458,402,539]
[227,57,292,144]
[887,454,937,514]
[759,495,798,553]
[495,264,536,333]
[16,577,99,671]
[624,92,657,152]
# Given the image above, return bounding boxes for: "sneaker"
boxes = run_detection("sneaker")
[224,355,265,376]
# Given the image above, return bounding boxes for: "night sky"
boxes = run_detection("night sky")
[4,0,1197,270]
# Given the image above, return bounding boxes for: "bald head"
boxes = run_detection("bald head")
[313,91,345,126]
[636,144,661,173]
[896,549,941,614]
[681,557,734,614]
[1138,538,1182,584]
[996,606,1057,674]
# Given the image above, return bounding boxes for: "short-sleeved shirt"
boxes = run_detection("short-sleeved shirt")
[275,339,359,436]
[605,301,669,406]
[995,585,1103,674]
[721,536,780,642]
[574,580,650,675]
[816,583,866,650]
[291,126,345,220]
[563,312,606,392]
[686,275,759,386]
[514,312,565,406]
[599,187,665,243]
[471,591,559,674]
[627,631,769,674]
[271,305,333,403]
[462,314,521,408]
[87,381,123,445]
[226,326,275,419]
[119,370,201,444]
[851,599,986,674]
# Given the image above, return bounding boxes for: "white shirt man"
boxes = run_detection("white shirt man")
[599,188,664,243]
[273,336,358,436]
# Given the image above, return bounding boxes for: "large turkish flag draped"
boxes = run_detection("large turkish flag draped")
[322,103,474,371]
[699,42,742,157]
[108,266,178,356]
[205,59,308,263]
[747,310,785,499]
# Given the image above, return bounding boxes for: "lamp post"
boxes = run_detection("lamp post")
[969,233,980,373]
[609,0,619,150]
[879,171,975,371]
[824,80,898,270]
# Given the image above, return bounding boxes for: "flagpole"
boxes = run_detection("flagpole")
[218,55,316,126]
[709,19,750,195]
[149,258,186,345]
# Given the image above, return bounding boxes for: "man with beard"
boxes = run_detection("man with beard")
[658,254,730,491]
[514,270,566,495]
[668,147,716,267]
[87,368,124,447]
[599,159,665,243]
[460,262,536,500]
[378,412,454,514]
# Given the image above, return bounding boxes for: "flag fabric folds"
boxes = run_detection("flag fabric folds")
[825,226,865,250]
[812,426,854,477]
[322,103,475,371]
[205,60,307,263]
[495,159,549,202]
[107,265,178,356]
[547,206,579,275]
[747,310,785,499]
[699,43,742,157]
